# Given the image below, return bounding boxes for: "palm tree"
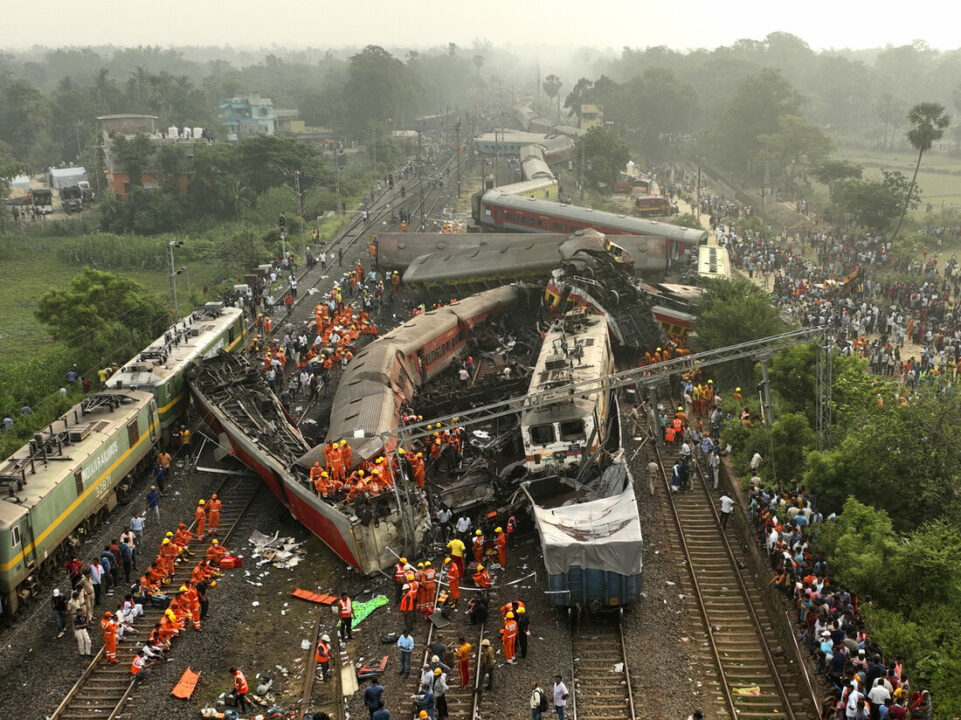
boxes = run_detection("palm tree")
[890,102,950,242]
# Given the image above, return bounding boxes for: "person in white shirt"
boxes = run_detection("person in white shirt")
[719,493,737,529]
[552,675,569,720]
[455,515,472,540]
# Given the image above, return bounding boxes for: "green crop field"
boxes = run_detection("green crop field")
[834,146,961,219]
[0,236,170,356]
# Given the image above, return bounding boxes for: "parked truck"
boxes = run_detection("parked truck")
[60,185,83,213]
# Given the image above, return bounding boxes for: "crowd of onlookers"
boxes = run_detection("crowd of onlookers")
[744,484,933,719]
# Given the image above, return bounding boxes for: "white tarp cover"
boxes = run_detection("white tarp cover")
[533,483,642,577]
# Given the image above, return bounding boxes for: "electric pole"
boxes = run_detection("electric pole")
[455,119,462,196]
[295,171,306,257]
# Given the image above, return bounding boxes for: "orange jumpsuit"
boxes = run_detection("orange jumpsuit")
[182,586,201,630]
[205,543,227,566]
[410,455,425,488]
[194,505,207,537]
[207,497,222,534]
[101,617,118,662]
[472,568,491,589]
[473,536,485,563]
[501,618,518,661]
[446,561,461,605]
[329,447,345,483]
[160,542,178,575]
[496,532,507,568]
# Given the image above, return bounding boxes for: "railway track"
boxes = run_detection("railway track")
[50,472,262,720]
[652,428,820,720]
[569,615,636,720]
[414,576,488,720]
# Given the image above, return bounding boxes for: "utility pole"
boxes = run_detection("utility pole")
[166,240,185,317]
[419,161,425,230]
[295,171,306,257]
[332,144,342,215]
[455,119,462,196]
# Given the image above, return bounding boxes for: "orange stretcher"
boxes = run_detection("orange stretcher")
[291,588,337,605]
[172,667,201,699]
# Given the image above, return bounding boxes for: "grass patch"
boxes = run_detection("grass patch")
[834,146,961,218]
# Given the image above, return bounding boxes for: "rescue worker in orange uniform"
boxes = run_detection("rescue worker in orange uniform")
[310,461,325,490]
[500,611,518,663]
[415,562,430,613]
[315,633,331,680]
[444,557,460,607]
[399,583,417,633]
[101,611,119,662]
[205,539,228,566]
[410,452,426,488]
[160,537,178,575]
[180,584,201,630]
[422,561,437,610]
[495,527,507,568]
[393,556,410,603]
[472,530,485,563]
[194,499,207,538]
[329,445,345,483]
[339,439,352,472]
[472,564,491,589]
[207,494,222,535]
[338,592,354,641]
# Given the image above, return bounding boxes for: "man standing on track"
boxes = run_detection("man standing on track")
[207,493,222,535]
[719,492,737,529]
[553,675,569,720]
[455,636,471,687]
[73,608,92,656]
[338,592,355,641]
[500,611,518,664]
[100,611,118,663]
[446,537,465,578]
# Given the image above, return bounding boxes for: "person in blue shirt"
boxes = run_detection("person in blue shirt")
[371,701,390,720]
[146,486,160,521]
[397,630,414,676]
[363,677,384,719]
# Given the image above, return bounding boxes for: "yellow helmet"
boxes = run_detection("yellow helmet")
[165,532,174,537]
[736,387,741,392]
[517,606,525,613]
[506,611,514,618]
[495,527,503,533]
[424,561,431,567]
[416,452,423,458]
[475,530,482,536]
[179,585,188,592]
[162,538,170,544]
[210,580,218,587]
[321,471,329,478]
[198,499,205,505]
[358,470,365,477]
[397,448,405,455]
[444,557,451,564]
[417,562,425,568]
[340,440,347,446]
[476,565,484,571]
[400,557,408,564]
[212,539,219,545]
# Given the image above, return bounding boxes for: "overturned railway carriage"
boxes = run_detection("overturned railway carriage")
[106,303,245,431]
[188,353,430,575]
[312,285,531,463]
[0,391,159,613]
[402,230,632,297]
[376,233,562,273]
[521,312,614,475]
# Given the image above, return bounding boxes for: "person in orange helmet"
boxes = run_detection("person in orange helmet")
[100,611,118,663]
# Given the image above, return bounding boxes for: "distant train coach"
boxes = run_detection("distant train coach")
[473,191,706,259]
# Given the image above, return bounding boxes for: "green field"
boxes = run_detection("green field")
[834,146,961,219]
[0,237,171,356]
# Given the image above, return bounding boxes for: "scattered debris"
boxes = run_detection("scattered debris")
[248,529,308,569]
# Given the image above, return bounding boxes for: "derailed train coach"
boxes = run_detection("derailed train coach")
[523,453,642,615]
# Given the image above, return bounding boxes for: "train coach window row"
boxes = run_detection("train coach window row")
[423,339,455,366]
[530,424,555,445]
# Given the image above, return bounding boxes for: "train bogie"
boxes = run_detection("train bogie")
[547,567,642,612]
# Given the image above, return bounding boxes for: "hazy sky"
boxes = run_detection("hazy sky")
[1,0,959,52]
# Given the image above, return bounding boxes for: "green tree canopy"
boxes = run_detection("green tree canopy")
[575,125,629,189]
[693,277,790,386]
[830,169,918,233]
[35,268,169,364]
[891,102,950,242]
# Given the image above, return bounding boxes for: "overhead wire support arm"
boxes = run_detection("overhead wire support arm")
[379,326,825,447]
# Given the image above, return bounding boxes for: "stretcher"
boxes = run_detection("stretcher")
[171,667,201,699]
[290,589,337,604]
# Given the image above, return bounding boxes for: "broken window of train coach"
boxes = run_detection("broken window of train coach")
[530,425,555,445]
[559,420,585,442]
